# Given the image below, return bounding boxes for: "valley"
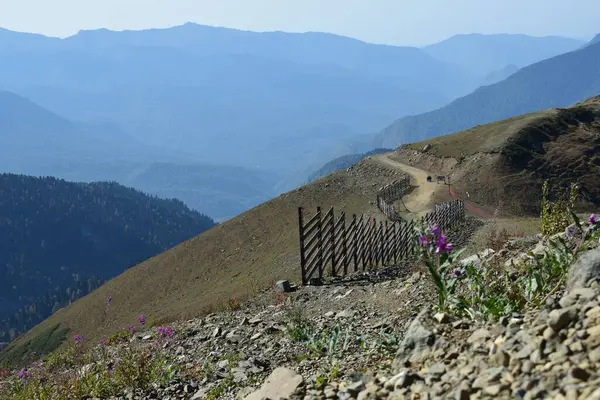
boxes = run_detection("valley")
[1,10,600,400]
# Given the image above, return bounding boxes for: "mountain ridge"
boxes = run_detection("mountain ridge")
[0,173,216,344]
[374,41,600,148]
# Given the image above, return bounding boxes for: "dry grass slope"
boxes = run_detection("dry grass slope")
[2,159,407,364]
[393,96,600,217]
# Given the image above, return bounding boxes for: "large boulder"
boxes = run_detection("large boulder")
[567,248,600,291]
[392,309,437,371]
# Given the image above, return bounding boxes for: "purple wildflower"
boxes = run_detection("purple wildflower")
[435,235,453,254]
[129,325,137,334]
[590,214,597,225]
[418,235,429,247]
[99,339,107,346]
[566,225,577,239]
[138,315,146,325]
[73,334,84,345]
[431,225,441,237]
[453,268,463,278]
[157,326,175,338]
[17,370,29,380]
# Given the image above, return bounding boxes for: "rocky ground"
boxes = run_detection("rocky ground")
[2,218,600,400]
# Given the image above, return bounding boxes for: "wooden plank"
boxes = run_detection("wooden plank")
[317,207,324,280]
[304,239,321,265]
[341,213,348,275]
[352,215,359,271]
[302,218,321,240]
[303,210,321,231]
[298,207,308,285]
[304,230,320,253]
[330,207,337,276]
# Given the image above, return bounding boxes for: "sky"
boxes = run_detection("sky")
[0,0,598,46]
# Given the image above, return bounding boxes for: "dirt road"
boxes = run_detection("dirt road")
[372,153,494,219]
[372,154,439,217]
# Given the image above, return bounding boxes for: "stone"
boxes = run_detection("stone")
[346,381,366,396]
[468,328,491,344]
[570,367,591,381]
[392,311,436,370]
[484,385,503,396]
[567,248,600,290]
[585,325,600,347]
[460,254,482,269]
[192,388,209,400]
[212,326,222,338]
[335,310,355,319]
[548,307,578,332]
[244,367,304,400]
[434,312,450,323]
[586,306,600,321]
[275,280,292,293]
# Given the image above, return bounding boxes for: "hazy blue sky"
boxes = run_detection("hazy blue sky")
[0,0,598,46]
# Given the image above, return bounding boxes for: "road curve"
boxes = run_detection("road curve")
[371,153,494,219]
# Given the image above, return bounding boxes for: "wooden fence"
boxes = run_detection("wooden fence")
[376,175,412,221]
[298,199,465,285]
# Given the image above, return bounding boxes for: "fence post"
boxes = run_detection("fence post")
[393,222,398,264]
[317,206,323,281]
[330,207,337,277]
[298,207,307,285]
[342,212,348,275]
[382,221,387,265]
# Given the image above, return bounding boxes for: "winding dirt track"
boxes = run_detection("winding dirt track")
[372,153,494,219]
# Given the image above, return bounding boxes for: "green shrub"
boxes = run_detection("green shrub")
[540,180,577,236]
[418,210,599,321]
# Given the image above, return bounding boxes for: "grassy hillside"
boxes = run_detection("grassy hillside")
[423,33,584,75]
[0,159,405,366]
[375,41,600,148]
[307,148,392,182]
[0,174,215,346]
[392,96,600,216]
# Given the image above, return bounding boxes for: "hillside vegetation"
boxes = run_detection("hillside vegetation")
[0,159,407,366]
[392,96,600,216]
[0,174,215,344]
[374,41,600,148]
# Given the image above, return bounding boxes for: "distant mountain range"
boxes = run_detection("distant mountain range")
[0,90,278,220]
[422,33,584,75]
[588,33,600,47]
[0,25,590,219]
[0,174,215,343]
[374,40,600,148]
[307,148,392,182]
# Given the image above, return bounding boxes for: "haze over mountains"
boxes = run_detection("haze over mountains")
[373,39,600,148]
[422,33,584,75]
[0,24,589,221]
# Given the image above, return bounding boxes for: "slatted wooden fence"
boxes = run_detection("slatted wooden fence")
[376,175,412,221]
[298,199,465,285]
